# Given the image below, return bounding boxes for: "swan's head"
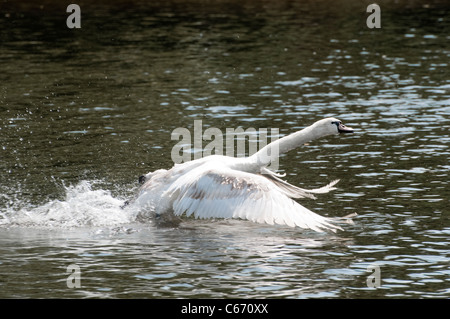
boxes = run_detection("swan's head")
[314,118,354,135]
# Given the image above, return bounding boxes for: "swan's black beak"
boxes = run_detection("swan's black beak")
[139,175,146,184]
[338,122,354,133]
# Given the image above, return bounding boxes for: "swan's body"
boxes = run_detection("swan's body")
[131,118,354,232]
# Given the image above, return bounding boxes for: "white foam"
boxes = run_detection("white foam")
[0,180,137,228]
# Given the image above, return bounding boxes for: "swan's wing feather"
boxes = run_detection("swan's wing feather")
[166,166,342,232]
[306,179,340,194]
[261,167,339,199]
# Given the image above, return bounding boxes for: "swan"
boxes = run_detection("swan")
[130,118,354,232]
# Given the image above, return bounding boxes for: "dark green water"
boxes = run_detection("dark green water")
[0,0,449,298]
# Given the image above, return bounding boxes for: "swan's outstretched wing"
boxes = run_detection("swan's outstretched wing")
[164,165,342,232]
[261,167,340,199]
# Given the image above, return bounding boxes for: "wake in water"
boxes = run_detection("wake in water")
[0,180,149,228]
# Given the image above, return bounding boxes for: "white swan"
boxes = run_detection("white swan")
[131,118,354,232]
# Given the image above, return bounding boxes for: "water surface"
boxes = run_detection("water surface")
[0,0,449,298]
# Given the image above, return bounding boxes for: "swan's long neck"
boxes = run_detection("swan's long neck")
[249,123,326,168]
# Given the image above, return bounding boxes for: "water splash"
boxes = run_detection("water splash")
[0,180,137,228]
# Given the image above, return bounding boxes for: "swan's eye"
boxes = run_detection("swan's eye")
[331,121,341,126]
